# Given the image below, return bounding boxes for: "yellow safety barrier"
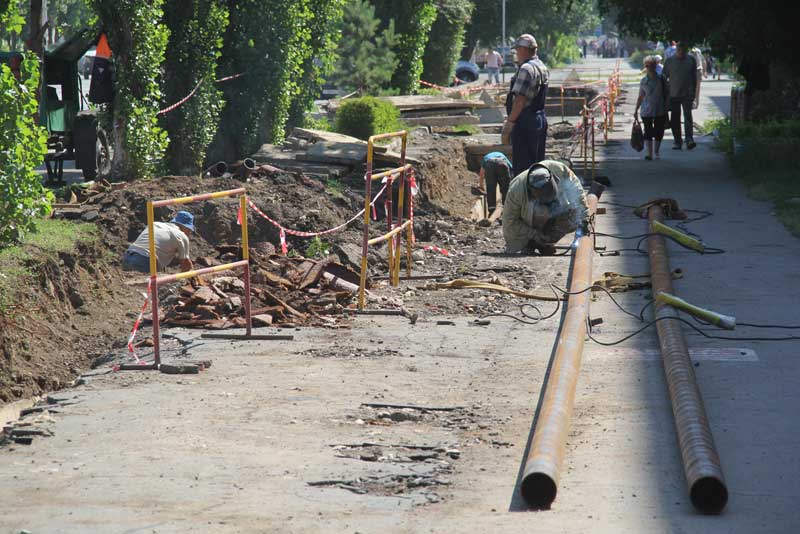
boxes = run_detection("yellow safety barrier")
[358,131,414,310]
[144,188,251,368]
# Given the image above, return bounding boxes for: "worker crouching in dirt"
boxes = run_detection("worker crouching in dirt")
[476,151,513,215]
[122,211,195,274]
[502,160,588,255]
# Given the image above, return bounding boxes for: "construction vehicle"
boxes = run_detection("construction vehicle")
[1,29,108,183]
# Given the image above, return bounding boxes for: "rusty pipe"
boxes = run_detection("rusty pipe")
[647,206,728,514]
[521,193,597,508]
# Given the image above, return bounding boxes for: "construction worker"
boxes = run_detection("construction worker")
[502,160,588,255]
[501,34,550,176]
[122,211,195,274]
[476,151,513,215]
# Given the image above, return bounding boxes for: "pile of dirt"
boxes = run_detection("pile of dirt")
[0,238,138,403]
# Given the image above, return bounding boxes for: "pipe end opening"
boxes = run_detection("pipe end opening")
[690,476,728,514]
[521,473,557,509]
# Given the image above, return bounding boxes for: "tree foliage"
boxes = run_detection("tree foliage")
[161,0,228,175]
[330,0,398,95]
[0,3,51,246]
[464,1,598,64]
[333,96,401,139]
[210,0,314,162]
[600,0,800,91]
[421,0,474,86]
[374,0,437,94]
[92,0,170,179]
[287,0,346,129]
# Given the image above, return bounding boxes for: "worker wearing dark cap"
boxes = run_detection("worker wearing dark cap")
[122,211,195,273]
[502,160,588,254]
[501,33,550,176]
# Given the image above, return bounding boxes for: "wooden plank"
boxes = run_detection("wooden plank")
[291,128,388,154]
[403,115,480,127]
[328,94,485,112]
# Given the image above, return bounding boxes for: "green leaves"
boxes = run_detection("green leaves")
[0,49,52,246]
[92,0,170,179]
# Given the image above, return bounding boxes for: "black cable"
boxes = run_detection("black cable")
[550,283,643,322]
[738,322,800,329]
[586,315,800,346]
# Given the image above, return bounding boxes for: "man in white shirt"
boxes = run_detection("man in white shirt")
[486,48,503,84]
[122,210,195,274]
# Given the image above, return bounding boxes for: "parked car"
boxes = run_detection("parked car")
[455,60,480,83]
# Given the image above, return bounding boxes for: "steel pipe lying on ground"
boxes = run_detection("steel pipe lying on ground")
[647,205,728,514]
[520,194,597,508]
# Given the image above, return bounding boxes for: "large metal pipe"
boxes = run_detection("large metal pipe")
[647,205,728,514]
[521,194,597,508]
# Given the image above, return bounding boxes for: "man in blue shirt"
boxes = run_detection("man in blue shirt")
[477,151,513,215]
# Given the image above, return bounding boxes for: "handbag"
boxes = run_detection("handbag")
[631,118,645,152]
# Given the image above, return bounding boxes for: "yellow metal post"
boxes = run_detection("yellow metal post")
[240,196,249,260]
[358,140,374,310]
[393,133,408,286]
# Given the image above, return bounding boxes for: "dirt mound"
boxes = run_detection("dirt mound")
[0,240,138,403]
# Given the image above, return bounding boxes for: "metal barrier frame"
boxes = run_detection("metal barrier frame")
[358,130,413,310]
[143,188,251,368]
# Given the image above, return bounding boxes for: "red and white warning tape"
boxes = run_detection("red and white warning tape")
[126,279,151,364]
[247,182,389,254]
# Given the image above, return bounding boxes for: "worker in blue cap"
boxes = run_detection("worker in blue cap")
[122,211,195,273]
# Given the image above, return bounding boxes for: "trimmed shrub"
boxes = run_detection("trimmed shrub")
[421,0,474,87]
[334,97,402,140]
[162,0,229,175]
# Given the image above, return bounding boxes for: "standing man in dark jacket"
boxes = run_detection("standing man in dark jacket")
[501,34,550,176]
[663,43,697,150]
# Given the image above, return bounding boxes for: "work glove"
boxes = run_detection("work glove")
[501,120,515,145]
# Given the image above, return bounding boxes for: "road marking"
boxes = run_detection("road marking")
[587,347,758,362]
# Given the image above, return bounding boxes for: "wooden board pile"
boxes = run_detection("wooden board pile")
[159,244,363,329]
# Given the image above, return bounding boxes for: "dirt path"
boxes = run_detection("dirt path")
[2,59,799,533]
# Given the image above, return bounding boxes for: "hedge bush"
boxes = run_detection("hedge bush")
[0,4,51,246]
[334,97,402,140]
[421,0,474,87]
[92,0,170,179]
[162,0,229,175]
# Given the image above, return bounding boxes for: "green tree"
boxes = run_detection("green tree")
[600,0,800,92]
[92,0,170,180]
[421,0,474,86]
[287,0,346,130]
[374,0,437,94]
[209,0,313,162]
[0,2,52,246]
[464,1,598,65]
[161,0,228,175]
[330,0,398,94]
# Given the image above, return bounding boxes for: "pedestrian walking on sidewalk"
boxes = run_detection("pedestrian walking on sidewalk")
[476,151,513,215]
[502,33,549,176]
[663,43,697,150]
[122,211,195,274]
[486,48,503,84]
[634,56,669,160]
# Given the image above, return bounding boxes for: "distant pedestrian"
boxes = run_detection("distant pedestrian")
[486,48,503,84]
[582,39,588,59]
[662,43,697,150]
[476,151,513,215]
[664,41,677,60]
[502,33,549,176]
[654,54,663,75]
[634,56,669,160]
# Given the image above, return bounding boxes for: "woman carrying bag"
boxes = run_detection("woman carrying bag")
[634,56,669,160]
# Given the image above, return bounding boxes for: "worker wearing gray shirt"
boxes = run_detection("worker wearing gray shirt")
[663,43,698,150]
[122,211,195,274]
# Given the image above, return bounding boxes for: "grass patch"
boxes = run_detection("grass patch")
[0,219,98,312]
[709,118,800,236]
[304,236,331,258]
[451,124,479,135]
[325,178,345,199]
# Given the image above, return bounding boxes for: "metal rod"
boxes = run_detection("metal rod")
[393,133,408,286]
[201,333,294,341]
[647,205,728,514]
[240,195,252,336]
[358,141,374,310]
[521,194,597,509]
[152,188,246,208]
